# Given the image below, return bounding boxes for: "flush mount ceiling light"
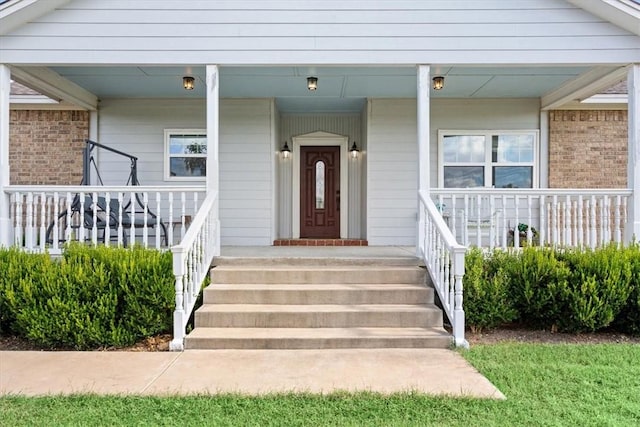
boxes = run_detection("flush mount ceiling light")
[432,76,445,90]
[307,76,318,91]
[183,76,195,90]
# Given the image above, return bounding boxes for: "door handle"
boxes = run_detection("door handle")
[336,190,340,211]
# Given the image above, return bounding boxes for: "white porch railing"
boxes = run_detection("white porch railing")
[169,190,220,351]
[6,185,205,253]
[418,191,467,348]
[431,189,632,249]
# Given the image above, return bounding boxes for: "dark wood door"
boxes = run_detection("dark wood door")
[300,146,340,238]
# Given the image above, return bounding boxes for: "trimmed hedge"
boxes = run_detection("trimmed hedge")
[0,244,174,349]
[464,245,640,334]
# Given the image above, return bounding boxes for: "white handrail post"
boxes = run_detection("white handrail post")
[452,246,468,348]
[416,64,431,256]
[170,246,187,351]
[0,65,12,247]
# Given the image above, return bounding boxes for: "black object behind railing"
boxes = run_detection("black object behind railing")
[82,139,140,186]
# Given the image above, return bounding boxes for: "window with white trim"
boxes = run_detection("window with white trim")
[164,129,207,181]
[438,130,538,188]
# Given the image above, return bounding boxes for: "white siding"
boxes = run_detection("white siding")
[97,98,274,246]
[2,0,638,64]
[367,99,417,246]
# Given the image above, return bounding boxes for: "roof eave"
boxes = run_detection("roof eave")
[0,0,71,36]
[567,0,640,36]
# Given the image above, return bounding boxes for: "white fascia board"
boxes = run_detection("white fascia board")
[0,0,71,35]
[10,66,98,111]
[568,0,640,36]
[541,66,629,110]
[581,94,629,104]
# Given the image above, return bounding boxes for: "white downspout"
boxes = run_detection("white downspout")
[0,65,12,247]
[627,64,640,243]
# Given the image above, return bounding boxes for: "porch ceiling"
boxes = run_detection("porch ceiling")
[46,64,597,113]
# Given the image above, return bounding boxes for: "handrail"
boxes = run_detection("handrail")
[169,190,219,351]
[418,190,468,348]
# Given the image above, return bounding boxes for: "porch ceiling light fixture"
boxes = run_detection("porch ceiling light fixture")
[432,76,444,90]
[281,141,291,159]
[183,76,195,90]
[350,141,360,159]
[307,76,318,91]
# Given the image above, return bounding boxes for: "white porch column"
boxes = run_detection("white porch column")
[417,65,431,255]
[206,65,220,253]
[206,65,220,192]
[627,64,640,243]
[0,65,11,247]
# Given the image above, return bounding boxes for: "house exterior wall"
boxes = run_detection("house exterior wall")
[9,110,88,185]
[2,0,639,65]
[97,98,274,246]
[549,110,628,188]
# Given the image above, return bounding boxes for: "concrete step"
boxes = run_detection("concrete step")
[185,327,452,349]
[194,304,443,328]
[203,283,434,305]
[210,266,427,285]
[214,256,422,267]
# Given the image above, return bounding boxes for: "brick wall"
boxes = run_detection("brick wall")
[9,110,89,185]
[549,110,628,189]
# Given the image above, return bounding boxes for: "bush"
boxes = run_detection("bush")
[557,245,634,333]
[508,247,571,329]
[0,244,174,349]
[463,248,518,332]
[612,245,640,335]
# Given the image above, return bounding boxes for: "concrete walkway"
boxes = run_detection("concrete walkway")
[0,349,504,398]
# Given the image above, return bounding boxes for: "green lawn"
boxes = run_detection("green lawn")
[1,343,639,426]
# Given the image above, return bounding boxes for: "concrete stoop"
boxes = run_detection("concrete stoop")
[185,259,452,350]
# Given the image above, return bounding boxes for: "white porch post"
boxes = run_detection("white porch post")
[0,65,11,247]
[206,65,220,254]
[627,64,640,243]
[416,65,431,255]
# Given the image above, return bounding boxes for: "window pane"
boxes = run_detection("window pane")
[492,134,534,163]
[315,161,325,209]
[444,166,484,188]
[443,135,485,163]
[170,157,207,177]
[169,135,207,155]
[493,166,532,188]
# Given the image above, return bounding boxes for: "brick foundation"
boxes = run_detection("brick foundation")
[549,110,627,189]
[9,110,89,185]
[274,239,368,246]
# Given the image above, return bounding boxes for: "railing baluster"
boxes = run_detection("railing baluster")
[39,192,47,251]
[181,192,187,239]
[589,195,597,249]
[514,195,520,247]
[527,195,533,245]
[142,192,149,248]
[168,192,174,246]
[614,195,622,243]
[156,192,162,249]
[129,191,136,247]
[117,192,124,246]
[577,195,584,247]
[104,192,111,247]
[14,193,23,247]
[91,191,98,246]
[564,195,571,246]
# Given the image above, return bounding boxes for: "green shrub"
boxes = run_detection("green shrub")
[557,245,634,332]
[612,245,640,335]
[463,248,518,332]
[509,247,571,329]
[0,244,174,349]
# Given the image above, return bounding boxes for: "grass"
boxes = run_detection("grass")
[1,343,639,426]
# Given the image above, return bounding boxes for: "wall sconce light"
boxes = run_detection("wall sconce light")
[350,141,360,159]
[281,141,291,159]
[183,76,195,90]
[307,76,318,91]
[432,76,444,90]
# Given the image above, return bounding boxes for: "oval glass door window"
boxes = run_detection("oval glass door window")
[316,160,325,209]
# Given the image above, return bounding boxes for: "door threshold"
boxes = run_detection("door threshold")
[274,239,368,247]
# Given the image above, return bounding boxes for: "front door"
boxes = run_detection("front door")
[300,146,340,238]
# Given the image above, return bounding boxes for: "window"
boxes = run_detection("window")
[439,130,538,188]
[164,129,207,180]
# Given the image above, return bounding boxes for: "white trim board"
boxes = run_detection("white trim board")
[292,131,349,239]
